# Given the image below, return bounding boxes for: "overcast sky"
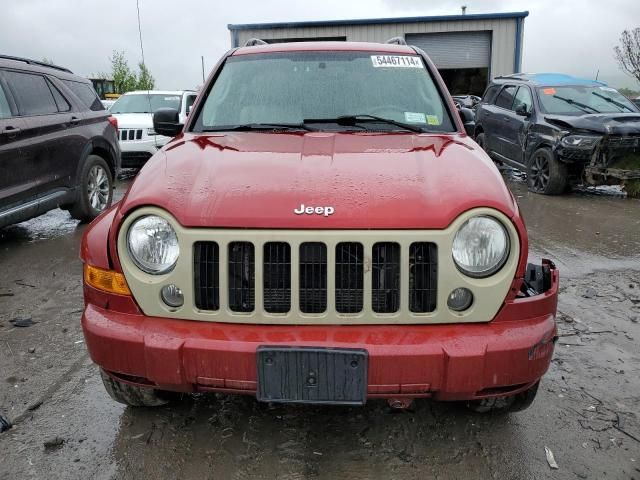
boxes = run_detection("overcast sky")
[1,0,638,90]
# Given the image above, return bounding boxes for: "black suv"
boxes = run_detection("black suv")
[474,73,640,195]
[0,55,120,228]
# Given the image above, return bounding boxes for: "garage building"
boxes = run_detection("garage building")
[228,11,527,96]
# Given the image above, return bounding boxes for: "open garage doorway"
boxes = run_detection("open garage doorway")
[406,31,491,96]
[438,68,489,96]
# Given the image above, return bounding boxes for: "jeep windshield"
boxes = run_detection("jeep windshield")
[537,85,638,115]
[111,94,182,114]
[192,51,455,133]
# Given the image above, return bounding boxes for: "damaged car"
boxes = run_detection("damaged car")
[474,73,640,195]
[80,40,559,413]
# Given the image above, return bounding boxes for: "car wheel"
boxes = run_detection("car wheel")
[527,148,567,195]
[466,382,540,414]
[100,370,169,407]
[69,155,114,222]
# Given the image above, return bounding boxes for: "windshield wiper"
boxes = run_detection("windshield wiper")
[552,95,600,114]
[304,115,425,133]
[591,91,635,112]
[202,123,314,132]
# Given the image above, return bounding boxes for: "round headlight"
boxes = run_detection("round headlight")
[452,216,510,278]
[127,215,179,274]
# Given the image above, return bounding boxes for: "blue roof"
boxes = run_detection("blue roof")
[228,11,529,31]
[500,73,607,87]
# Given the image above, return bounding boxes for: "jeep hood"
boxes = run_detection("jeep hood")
[117,132,516,229]
[545,113,640,135]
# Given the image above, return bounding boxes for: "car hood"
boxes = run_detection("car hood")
[117,132,517,229]
[111,113,153,128]
[545,113,640,135]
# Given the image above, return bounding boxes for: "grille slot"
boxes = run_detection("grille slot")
[299,243,327,313]
[263,242,291,313]
[372,242,400,313]
[335,242,364,313]
[120,129,143,141]
[409,242,438,313]
[228,242,255,312]
[193,242,219,311]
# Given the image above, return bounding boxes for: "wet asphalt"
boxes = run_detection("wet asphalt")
[0,170,639,480]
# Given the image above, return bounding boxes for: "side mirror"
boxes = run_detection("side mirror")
[153,108,182,137]
[515,104,530,117]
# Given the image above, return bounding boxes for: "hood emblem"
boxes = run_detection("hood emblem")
[294,204,335,217]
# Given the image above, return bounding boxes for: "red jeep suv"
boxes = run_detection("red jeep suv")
[80,40,559,412]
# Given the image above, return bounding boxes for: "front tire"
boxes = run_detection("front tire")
[527,148,567,195]
[100,370,169,407]
[69,155,113,222]
[466,382,540,414]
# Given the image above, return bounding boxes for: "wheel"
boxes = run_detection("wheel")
[527,148,567,195]
[69,155,114,222]
[100,370,169,407]
[466,382,540,414]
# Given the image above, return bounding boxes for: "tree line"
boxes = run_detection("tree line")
[95,50,155,93]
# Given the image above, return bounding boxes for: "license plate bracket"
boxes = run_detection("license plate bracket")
[256,346,368,405]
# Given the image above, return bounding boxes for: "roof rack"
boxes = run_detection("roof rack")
[386,37,407,45]
[0,54,72,73]
[244,38,268,47]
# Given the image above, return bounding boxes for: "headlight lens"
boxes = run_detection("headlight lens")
[452,216,510,278]
[560,134,601,148]
[127,215,179,274]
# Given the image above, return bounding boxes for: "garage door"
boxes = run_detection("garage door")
[405,31,491,69]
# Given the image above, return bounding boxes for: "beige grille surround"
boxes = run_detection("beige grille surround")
[117,206,520,325]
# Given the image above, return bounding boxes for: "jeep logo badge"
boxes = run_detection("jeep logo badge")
[294,204,335,217]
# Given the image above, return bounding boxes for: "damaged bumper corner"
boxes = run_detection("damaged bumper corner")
[579,133,640,185]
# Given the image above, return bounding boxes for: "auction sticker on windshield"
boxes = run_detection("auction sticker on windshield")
[371,55,423,68]
[405,112,426,123]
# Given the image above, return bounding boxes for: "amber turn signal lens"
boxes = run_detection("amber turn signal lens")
[84,264,131,296]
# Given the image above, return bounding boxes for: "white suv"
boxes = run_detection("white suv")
[111,90,197,167]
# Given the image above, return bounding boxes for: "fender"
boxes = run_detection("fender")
[80,205,118,270]
[524,124,558,164]
[72,136,120,186]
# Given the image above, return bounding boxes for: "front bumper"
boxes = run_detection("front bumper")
[82,269,558,402]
